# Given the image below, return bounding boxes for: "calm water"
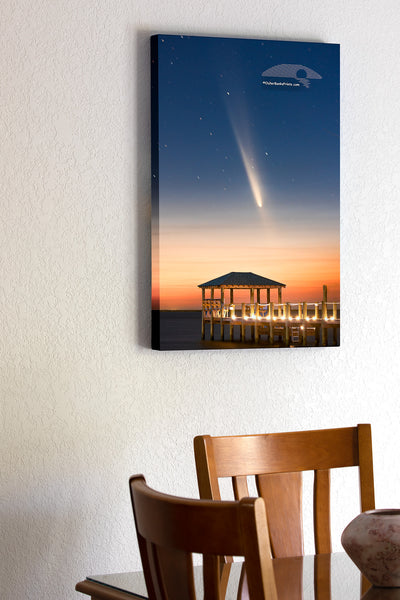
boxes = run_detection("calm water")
[153,311,340,351]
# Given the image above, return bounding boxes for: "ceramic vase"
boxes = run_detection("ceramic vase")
[342,509,400,587]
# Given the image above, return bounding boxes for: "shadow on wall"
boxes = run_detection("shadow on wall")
[134,29,152,348]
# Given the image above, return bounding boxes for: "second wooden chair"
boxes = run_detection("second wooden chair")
[194,424,375,558]
[129,474,278,600]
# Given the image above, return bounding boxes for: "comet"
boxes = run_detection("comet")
[235,137,263,208]
[225,90,268,210]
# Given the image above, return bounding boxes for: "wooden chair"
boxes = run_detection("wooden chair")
[129,474,278,600]
[194,424,375,559]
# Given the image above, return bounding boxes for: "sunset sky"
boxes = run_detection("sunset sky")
[152,35,340,310]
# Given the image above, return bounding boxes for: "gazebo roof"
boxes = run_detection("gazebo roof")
[198,271,286,289]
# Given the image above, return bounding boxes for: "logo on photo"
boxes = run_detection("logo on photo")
[262,64,322,88]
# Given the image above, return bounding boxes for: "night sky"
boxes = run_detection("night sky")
[152,35,340,309]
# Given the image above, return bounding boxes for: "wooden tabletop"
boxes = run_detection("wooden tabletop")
[76,553,400,600]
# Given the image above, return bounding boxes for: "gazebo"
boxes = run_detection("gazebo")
[198,271,286,306]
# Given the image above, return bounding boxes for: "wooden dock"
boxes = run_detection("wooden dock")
[198,274,339,346]
[201,299,340,346]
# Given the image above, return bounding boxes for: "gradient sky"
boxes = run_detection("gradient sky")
[152,35,340,309]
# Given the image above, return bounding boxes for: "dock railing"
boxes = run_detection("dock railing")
[201,300,340,345]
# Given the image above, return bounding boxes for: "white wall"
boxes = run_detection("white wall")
[1,1,400,599]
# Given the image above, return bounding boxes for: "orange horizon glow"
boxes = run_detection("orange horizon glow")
[153,279,340,311]
[154,200,340,310]
[153,256,340,310]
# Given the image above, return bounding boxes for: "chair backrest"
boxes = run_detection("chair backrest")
[129,475,278,600]
[194,424,375,558]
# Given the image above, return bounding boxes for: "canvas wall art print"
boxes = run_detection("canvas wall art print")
[151,34,340,351]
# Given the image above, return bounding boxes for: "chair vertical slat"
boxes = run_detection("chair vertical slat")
[230,475,249,585]
[194,435,222,500]
[233,475,249,499]
[203,555,222,600]
[256,472,303,558]
[357,423,375,512]
[134,536,158,600]
[156,545,195,600]
[148,542,167,600]
[273,555,303,600]
[313,469,331,554]
[219,560,232,593]
[239,497,278,600]
[236,563,249,600]
[195,437,233,596]
[314,553,331,600]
